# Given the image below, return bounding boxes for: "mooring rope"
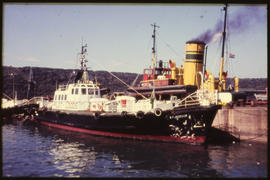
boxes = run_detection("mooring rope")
[86,56,147,100]
[2,93,13,100]
[106,71,147,100]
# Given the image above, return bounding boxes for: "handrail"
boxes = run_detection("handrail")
[175,91,200,108]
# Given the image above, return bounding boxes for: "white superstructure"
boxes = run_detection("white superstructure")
[52,82,108,111]
[50,43,108,112]
[47,43,218,115]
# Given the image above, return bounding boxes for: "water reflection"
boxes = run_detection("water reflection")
[208,143,267,177]
[34,125,223,177]
[3,123,267,177]
[49,142,96,177]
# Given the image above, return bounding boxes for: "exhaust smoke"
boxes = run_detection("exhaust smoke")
[190,6,266,44]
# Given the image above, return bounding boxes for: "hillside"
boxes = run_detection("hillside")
[2,66,267,100]
[2,66,142,100]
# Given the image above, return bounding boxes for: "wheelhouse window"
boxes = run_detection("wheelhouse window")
[88,88,94,95]
[81,88,86,95]
[58,95,61,100]
[65,95,67,100]
[54,95,57,100]
[61,95,64,100]
[71,89,74,94]
[75,88,79,94]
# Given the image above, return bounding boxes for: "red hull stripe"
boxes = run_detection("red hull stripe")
[40,121,206,144]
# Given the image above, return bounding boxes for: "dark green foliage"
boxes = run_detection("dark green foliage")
[225,78,267,90]
[2,66,266,100]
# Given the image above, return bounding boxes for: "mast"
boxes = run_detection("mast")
[203,45,208,79]
[27,67,33,99]
[151,23,160,69]
[218,3,228,91]
[80,43,88,71]
[79,43,89,83]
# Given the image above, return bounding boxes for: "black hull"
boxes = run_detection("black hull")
[35,105,220,144]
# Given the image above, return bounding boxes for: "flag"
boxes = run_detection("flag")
[229,53,235,58]
[222,71,228,79]
[204,71,208,80]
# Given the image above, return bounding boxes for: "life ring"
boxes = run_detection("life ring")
[154,108,162,117]
[91,103,102,111]
[91,103,98,111]
[97,104,103,111]
[136,111,144,119]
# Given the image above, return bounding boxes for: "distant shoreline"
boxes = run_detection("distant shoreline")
[2,66,267,100]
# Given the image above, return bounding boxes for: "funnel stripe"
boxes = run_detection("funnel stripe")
[185,51,204,53]
[185,54,204,60]
[184,60,203,64]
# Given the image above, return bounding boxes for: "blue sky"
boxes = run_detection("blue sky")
[3,3,267,78]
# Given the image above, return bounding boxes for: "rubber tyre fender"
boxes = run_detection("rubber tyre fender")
[94,112,101,120]
[136,111,144,120]
[164,111,171,120]
[55,111,60,118]
[121,111,128,117]
[154,108,162,117]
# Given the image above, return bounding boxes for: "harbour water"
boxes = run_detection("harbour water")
[2,121,267,178]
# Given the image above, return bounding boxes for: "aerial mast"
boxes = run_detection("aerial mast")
[80,43,88,71]
[79,42,89,83]
[218,3,228,92]
[151,23,160,69]
[26,67,36,99]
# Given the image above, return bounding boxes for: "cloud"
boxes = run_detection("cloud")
[24,57,41,62]
[111,60,125,67]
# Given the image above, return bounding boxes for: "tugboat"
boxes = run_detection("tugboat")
[34,8,228,144]
[127,4,241,106]
[127,23,199,100]
[127,30,203,101]
[33,40,220,145]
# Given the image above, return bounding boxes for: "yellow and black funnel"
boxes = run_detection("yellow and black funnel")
[183,41,205,87]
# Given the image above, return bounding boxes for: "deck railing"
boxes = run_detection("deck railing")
[175,91,200,108]
[175,89,218,108]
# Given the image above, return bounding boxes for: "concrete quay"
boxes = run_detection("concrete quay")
[212,106,268,143]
